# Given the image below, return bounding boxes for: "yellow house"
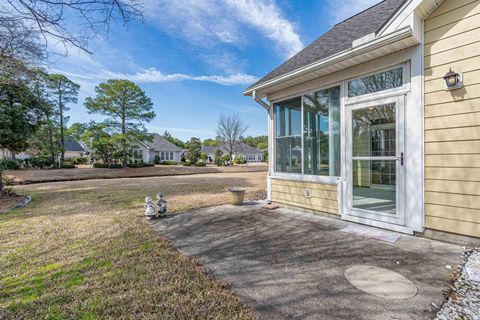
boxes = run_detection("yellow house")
[245,0,480,243]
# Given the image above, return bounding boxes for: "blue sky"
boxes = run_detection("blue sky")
[49,0,380,141]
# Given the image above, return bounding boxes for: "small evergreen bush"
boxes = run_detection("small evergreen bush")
[0,158,19,170]
[194,161,206,167]
[159,161,178,165]
[93,163,109,168]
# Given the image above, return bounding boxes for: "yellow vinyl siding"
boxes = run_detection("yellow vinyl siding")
[425,126,480,142]
[426,180,480,196]
[425,55,480,81]
[424,0,480,238]
[427,0,478,19]
[425,154,480,168]
[271,179,338,215]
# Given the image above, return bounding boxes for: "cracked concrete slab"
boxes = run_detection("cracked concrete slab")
[151,203,462,320]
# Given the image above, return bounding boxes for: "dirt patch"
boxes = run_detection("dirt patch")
[0,193,24,212]
[4,164,268,185]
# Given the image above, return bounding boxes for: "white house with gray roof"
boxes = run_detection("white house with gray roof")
[133,133,183,163]
[202,142,264,163]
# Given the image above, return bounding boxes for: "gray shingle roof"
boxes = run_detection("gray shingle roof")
[201,145,220,154]
[247,0,407,91]
[202,142,263,155]
[64,140,85,152]
[142,133,183,152]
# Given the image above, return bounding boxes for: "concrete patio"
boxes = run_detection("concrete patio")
[151,202,462,320]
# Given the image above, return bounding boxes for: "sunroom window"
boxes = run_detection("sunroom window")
[274,97,302,173]
[303,86,341,176]
[348,67,403,98]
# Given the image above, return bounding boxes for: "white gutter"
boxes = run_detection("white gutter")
[252,90,270,110]
[244,26,417,96]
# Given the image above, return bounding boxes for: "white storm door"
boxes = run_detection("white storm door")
[345,96,405,225]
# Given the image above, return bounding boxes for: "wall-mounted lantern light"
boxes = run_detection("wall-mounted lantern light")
[443,68,463,91]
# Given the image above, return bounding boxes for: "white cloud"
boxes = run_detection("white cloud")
[52,67,257,86]
[224,0,303,58]
[105,68,257,86]
[327,0,382,24]
[143,0,303,59]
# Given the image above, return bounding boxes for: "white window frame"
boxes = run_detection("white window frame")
[271,82,343,185]
[345,63,410,105]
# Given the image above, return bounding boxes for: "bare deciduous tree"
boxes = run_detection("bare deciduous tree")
[2,0,143,54]
[216,113,249,164]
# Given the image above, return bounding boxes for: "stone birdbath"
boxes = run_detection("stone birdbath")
[228,188,246,206]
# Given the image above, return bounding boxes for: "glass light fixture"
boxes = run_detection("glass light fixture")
[443,68,462,90]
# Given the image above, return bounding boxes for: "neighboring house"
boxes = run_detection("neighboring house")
[201,142,264,163]
[1,139,89,160]
[64,140,89,159]
[134,133,183,163]
[0,150,30,160]
[244,0,479,242]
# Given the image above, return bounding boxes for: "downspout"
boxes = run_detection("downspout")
[251,90,273,202]
[252,90,270,110]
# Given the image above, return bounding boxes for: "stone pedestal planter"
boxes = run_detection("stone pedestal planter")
[228,188,246,206]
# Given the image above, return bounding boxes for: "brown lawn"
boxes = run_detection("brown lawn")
[0,171,266,319]
[4,164,267,185]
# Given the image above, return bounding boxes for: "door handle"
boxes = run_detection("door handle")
[398,152,404,166]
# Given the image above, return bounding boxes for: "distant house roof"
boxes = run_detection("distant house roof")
[141,133,183,152]
[234,142,263,155]
[64,140,85,152]
[201,145,219,155]
[246,0,406,91]
[202,142,263,155]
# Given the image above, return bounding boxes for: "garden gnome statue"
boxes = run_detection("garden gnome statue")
[144,196,157,220]
[156,192,167,216]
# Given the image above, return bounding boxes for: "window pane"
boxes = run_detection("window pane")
[353,160,396,215]
[274,97,302,173]
[303,86,341,176]
[348,67,403,98]
[352,103,396,157]
[275,97,301,137]
[275,136,302,173]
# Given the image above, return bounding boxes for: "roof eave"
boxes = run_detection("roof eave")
[243,26,418,98]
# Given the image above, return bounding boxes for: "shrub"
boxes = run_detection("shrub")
[60,164,76,169]
[194,161,206,167]
[1,175,15,186]
[108,163,122,169]
[159,161,178,165]
[72,157,88,165]
[233,156,247,165]
[0,158,20,170]
[181,161,192,166]
[127,162,154,168]
[27,157,53,169]
[214,157,224,166]
[93,163,109,168]
[154,155,161,164]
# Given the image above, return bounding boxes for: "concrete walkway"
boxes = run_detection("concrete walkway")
[151,203,462,320]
